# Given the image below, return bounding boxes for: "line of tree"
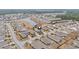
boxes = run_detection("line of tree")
[56,13,79,21]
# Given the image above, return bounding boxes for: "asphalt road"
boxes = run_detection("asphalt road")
[6,23,24,48]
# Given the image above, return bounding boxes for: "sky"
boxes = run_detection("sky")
[0,0,79,9]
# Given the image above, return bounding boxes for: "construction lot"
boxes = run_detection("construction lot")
[0,13,79,49]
